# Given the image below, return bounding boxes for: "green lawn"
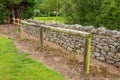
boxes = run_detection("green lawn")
[0,35,66,80]
[34,17,65,23]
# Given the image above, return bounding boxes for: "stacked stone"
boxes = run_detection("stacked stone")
[22,20,120,69]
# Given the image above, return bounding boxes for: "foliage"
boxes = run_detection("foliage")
[34,0,43,17]
[96,0,120,30]
[35,0,61,17]
[0,35,66,80]
[0,0,35,24]
[40,0,57,17]
[61,0,120,30]
[7,0,22,5]
[0,1,10,23]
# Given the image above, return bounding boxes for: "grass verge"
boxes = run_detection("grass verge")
[0,35,66,80]
[34,17,65,23]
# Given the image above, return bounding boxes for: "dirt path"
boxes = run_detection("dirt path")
[0,25,120,80]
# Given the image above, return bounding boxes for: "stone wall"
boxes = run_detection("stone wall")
[23,19,120,69]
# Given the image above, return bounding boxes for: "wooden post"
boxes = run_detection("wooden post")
[13,17,15,26]
[20,19,24,40]
[39,27,44,50]
[18,18,19,27]
[12,8,15,26]
[84,36,92,74]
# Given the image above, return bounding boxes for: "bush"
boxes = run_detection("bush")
[0,3,10,24]
[0,0,35,24]
[61,0,120,31]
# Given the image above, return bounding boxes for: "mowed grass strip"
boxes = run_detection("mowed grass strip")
[0,35,66,80]
[34,17,65,23]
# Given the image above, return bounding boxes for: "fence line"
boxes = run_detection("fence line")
[21,20,92,74]
[12,18,21,27]
[12,18,24,39]
[39,25,92,74]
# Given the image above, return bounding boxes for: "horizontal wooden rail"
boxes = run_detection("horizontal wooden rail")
[21,20,92,74]
[40,25,92,74]
[12,18,21,27]
[12,18,24,39]
[40,25,91,38]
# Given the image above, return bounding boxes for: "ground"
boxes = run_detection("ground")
[0,24,120,80]
[0,35,65,80]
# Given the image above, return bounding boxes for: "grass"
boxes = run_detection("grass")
[0,35,66,80]
[34,17,65,23]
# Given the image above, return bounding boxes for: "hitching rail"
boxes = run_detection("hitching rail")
[21,21,92,74]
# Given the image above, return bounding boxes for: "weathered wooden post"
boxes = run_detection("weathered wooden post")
[39,27,44,50]
[18,18,19,27]
[20,19,24,39]
[84,35,92,74]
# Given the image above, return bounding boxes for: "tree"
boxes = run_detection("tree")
[40,0,61,19]
[0,0,35,24]
[0,0,10,23]
[61,0,120,30]
[96,0,120,30]
[22,0,35,19]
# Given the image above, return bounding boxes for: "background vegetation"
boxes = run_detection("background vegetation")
[60,0,120,30]
[34,17,64,23]
[0,0,120,30]
[0,0,35,24]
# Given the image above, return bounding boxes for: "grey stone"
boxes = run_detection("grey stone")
[113,42,119,46]
[96,56,105,61]
[95,48,100,52]
[105,56,113,60]
[75,50,82,54]
[81,48,84,52]
[50,38,54,41]
[115,53,120,58]
[99,43,108,46]
[109,45,115,48]
[103,46,109,51]
[75,45,81,49]
[117,46,120,52]
[101,50,106,55]
[91,53,95,58]
[110,48,117,53]
[102,39,108,42]
[70,45,75,48]
[45,38,49,41]
[94,52,100,57]
[113,58,119,62]
[106,60,115,64]
[67,47,73,51]
[63,45,67,48]
[115,62,120,67]
[96,45,102,49]
[96,38,100,42]
[91,46,95,51]
[107,52,114,57]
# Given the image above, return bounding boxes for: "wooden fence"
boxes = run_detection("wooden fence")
[12,18,24,39]
[39,25,92,74]
[12,18,21,27]
[18,20,92,74]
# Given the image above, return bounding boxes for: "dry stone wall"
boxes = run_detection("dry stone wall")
[23,19,120,69]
